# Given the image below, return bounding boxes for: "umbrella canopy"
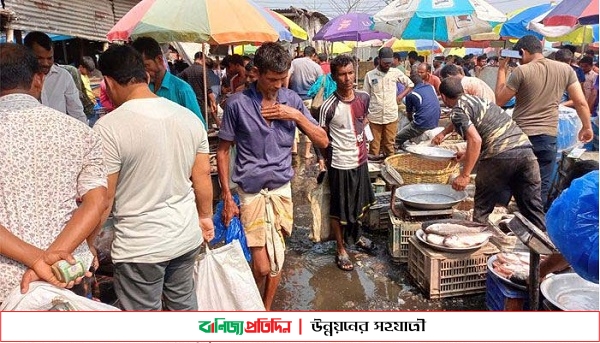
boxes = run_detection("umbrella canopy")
[372,0,506,42]
[266,9,308,42]
[542,0,599,26]
[498,3,555,39]
[313,13,391,42]
[107,0,281,45]
[383,38,443,54]
[331,42,353,54]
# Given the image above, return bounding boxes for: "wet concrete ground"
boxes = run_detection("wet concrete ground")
[272,156,486,311]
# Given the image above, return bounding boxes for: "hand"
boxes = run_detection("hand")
[431,133,445,145]
[454,151,465,161]
[498,57,508,70]
[261,104,300,122]
[200,217,215,242]
[451,174,470,191]
[579,127,594,143]
[21,251,88,294]
[221,195,239,227]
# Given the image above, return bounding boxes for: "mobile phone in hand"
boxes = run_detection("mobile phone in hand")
[500,49,522,59]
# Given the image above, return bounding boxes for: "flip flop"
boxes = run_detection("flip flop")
[317,170,327,184]
[335,254,354,272]
[355,236,377,256]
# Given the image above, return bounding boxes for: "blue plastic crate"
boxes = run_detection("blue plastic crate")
[486,270,528,311]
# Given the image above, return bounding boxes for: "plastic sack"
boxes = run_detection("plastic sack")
[308,177,333,243]
[0,281,120,311]
[546,170,599,283]
[194,240,265,311]
[211,194,251,261]
[557,105,583,152]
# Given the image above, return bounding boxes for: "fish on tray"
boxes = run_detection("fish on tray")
[442,232,493,248]
[492,252,530,286]
[424,223,485,236]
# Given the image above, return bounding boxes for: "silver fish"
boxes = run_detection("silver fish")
[424,223,484,236]
[443,232,492,248]
[425,233,446,246]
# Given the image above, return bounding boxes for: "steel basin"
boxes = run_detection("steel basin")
[395,183,467,210]
[540,273,599,311]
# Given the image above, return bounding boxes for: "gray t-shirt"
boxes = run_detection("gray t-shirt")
[289,57,323,100]
[94,97,209,263]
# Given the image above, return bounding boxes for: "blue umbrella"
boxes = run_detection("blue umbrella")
[499,3,555,39]
[372,0,506,42]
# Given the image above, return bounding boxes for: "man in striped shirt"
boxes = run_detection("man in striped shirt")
[432,77,545,231]
[319,55,375,272]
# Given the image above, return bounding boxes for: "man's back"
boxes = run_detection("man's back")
[93,97,208,263]
[179,64,207,102]
[289,57,323,99]
[0,93,106,301]
[406,83,440,129]
[461,76,496,104]
[508,58,578,136]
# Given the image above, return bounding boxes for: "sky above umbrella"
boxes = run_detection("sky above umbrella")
[253,0,553,19]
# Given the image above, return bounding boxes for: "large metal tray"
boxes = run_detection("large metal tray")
[415,229,488,253]
[541,273,599,311]
[404,145,457,161]
[487,253,529,291]
[395,183,467,210]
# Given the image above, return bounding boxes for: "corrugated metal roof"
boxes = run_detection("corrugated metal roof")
[4,0,138,42]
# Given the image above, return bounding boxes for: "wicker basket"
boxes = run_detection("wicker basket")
[384,153,459,185]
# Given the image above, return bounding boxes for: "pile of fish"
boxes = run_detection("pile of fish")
[491,252,529,286]
[422,223,492,249]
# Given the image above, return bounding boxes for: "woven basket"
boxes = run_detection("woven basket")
[384,153,459,185]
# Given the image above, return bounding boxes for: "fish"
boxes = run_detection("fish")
[509,270,529,286]
[442,232,493,248]
[425,233,446,246]
[424,223,484,236]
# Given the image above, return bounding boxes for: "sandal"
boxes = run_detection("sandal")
[317,170,327,184]
[355,236,377,256]
[335,254,354,272]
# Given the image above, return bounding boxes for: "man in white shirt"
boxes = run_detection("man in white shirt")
[23,31,87,124]
[363,47,414,157]
[94,44,214,311]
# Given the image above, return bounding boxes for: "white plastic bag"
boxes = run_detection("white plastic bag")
[0,281,119,311]
[194,240,265,311]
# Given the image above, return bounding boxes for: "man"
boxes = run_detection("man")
[471,54,487,77]
[580,56,598,111]
[441,64,495,103]
[0,43,108,303]
[131,37,206,127]
[23,31,87,124]
[432,57,443,78]
[392,52,407,74]
[78,56,100,126]
[395,72,440,149]
[432,77,546,231]
[417,63,441,95]
[222,54,247,93]
[363,47,414,157]
[288,46,323,159]
[407,51,420,73]
[216,42,328,310]
[317,53,330,74]
[93,45,214,311]
[496,35,593,205]
[180,51,219,127]
[319,55,375,271]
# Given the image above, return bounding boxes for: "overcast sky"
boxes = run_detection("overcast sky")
[253,0,555,19]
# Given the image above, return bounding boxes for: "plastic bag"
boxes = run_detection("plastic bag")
[546,170,599,283]
[211,194,251,261]
[0,281,120,311]
[308,177,333,242]
[194,240,265,311]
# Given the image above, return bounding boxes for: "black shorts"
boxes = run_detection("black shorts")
[328,163,375,225]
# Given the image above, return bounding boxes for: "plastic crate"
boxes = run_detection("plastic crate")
[486,270,528,311]
[365,192,401,231]
[387,210,421,263]
[407,237,499,299]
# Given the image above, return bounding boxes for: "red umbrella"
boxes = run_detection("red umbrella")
[107,0,155,42]
[542,0,599,26]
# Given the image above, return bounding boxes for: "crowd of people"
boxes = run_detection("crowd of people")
[0,31,597,311]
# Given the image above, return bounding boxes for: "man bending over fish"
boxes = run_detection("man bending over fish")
[432,77,546,231]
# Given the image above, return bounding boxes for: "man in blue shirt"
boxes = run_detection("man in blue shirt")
[395,72,440,149]
[132,37,206,128]
[216,42,328,311]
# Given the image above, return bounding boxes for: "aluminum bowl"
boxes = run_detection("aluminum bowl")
[395,183,467,210]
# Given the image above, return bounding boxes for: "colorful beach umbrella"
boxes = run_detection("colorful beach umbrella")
[266,9,308,42]
[372,0,506,42]
[498,3,555,39]
[107,0,281,45]
[331,42,353,54]
[313,13,392,42]
[542,0,599,26]
[382,38,443,54]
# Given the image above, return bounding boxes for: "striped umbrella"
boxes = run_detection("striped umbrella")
[382,38,443,54]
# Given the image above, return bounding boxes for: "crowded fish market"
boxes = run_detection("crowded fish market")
[0,0,598,315]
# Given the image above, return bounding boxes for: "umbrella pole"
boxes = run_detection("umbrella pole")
[203,44,209,127]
